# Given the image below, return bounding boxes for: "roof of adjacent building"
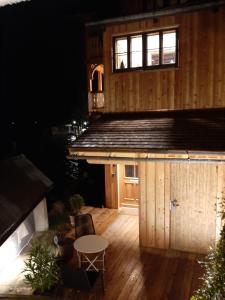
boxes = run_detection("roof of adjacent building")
[0,155,53,246]
[70,109,225,152]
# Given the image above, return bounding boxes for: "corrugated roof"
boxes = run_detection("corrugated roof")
[0,155,53,246]
[71,109,225,152]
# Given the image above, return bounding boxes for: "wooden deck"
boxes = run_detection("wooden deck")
[1,206,204,300]
[59,206,204,300]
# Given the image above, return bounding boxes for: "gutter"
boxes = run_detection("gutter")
[67,154,225,164]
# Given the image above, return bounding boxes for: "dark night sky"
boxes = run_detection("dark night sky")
[0,0,125,158]
[0,0,124,124]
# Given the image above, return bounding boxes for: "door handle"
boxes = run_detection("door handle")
[170,199,179,211]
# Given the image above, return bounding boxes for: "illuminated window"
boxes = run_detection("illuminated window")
[147,33,159,66]
[114,37,128,69]
[162,30,176,64]
[130,35,142,68]
[113,28,178,72]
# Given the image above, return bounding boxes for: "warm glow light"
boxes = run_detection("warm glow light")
[147,33,159,66]
[130,35,142,68]
[0,239,18,271]
[0,252,32,295]
[115,38,127,69]
[162,31,176,64]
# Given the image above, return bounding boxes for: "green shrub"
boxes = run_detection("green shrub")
[191,201,225,300]
[23,240,60,294]
[67,193,85,215]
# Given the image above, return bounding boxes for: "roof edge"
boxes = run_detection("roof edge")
[86,1,225,27]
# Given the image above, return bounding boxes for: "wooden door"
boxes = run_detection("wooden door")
[119,165,139,208]
[170,163,217,253]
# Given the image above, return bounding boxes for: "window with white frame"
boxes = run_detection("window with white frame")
[125,165,139,178]
[113,28,178,71]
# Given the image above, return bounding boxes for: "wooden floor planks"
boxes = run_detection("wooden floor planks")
[2,207,204,300]
[59,206,204,300]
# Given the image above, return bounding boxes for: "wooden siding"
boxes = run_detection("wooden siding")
[139,161,225,253]
[104,164,119,208]
[103,5,225,112]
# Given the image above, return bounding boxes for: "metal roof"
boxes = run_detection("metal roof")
[71,109,225,152]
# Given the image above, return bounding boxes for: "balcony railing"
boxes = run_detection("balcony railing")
[89,92,105,111]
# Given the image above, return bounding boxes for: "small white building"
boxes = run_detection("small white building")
[0,154,52,272]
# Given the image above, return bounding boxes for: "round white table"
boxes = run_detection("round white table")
[74,235,109,271]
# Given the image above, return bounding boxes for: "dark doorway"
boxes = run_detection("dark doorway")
[78,160,105,207]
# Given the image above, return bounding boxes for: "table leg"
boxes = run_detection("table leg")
[77,251,81,267]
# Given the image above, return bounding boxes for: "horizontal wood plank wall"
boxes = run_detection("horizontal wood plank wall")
[139,161,225,253]
[103,5,225,112]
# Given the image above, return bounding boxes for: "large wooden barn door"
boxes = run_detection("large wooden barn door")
[170,163,218,253]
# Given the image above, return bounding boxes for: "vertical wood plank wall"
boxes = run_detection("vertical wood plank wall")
[105,164,119,208]
[139,161,171,249]
[102,6,225,112]
[139,161,225,253]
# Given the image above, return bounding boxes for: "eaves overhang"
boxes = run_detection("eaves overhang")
[86,1,225,28]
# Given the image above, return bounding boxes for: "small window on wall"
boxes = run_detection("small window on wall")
[125,165,138,178]
[114,37,128,70]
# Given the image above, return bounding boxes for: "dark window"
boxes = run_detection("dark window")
[92,70,99,93]
[125,165,138,178]
[113,28,178,72]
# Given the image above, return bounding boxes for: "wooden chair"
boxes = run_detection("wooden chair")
[60,265,104,296]
[75,213,96,238]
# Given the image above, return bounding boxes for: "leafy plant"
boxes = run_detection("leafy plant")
[67,193,85,215]
[191,199,225,300]
[23,240,60,294]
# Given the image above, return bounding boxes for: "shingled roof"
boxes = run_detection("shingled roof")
[71,109,225,152]
[0,155,53,246]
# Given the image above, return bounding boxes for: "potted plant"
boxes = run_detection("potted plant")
[23,240,60,295]
[67,193,85,226]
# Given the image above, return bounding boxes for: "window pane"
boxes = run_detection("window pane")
[125,165,134,177]
[134,166,138,178]
[115,38,128,69]
[147,33,159,66]
[162,30,176,64]
[130,35,142,68]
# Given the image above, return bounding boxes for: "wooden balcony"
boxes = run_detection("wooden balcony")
[89,92,105,112]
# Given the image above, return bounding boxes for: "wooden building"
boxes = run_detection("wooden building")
[69,0,225,254]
